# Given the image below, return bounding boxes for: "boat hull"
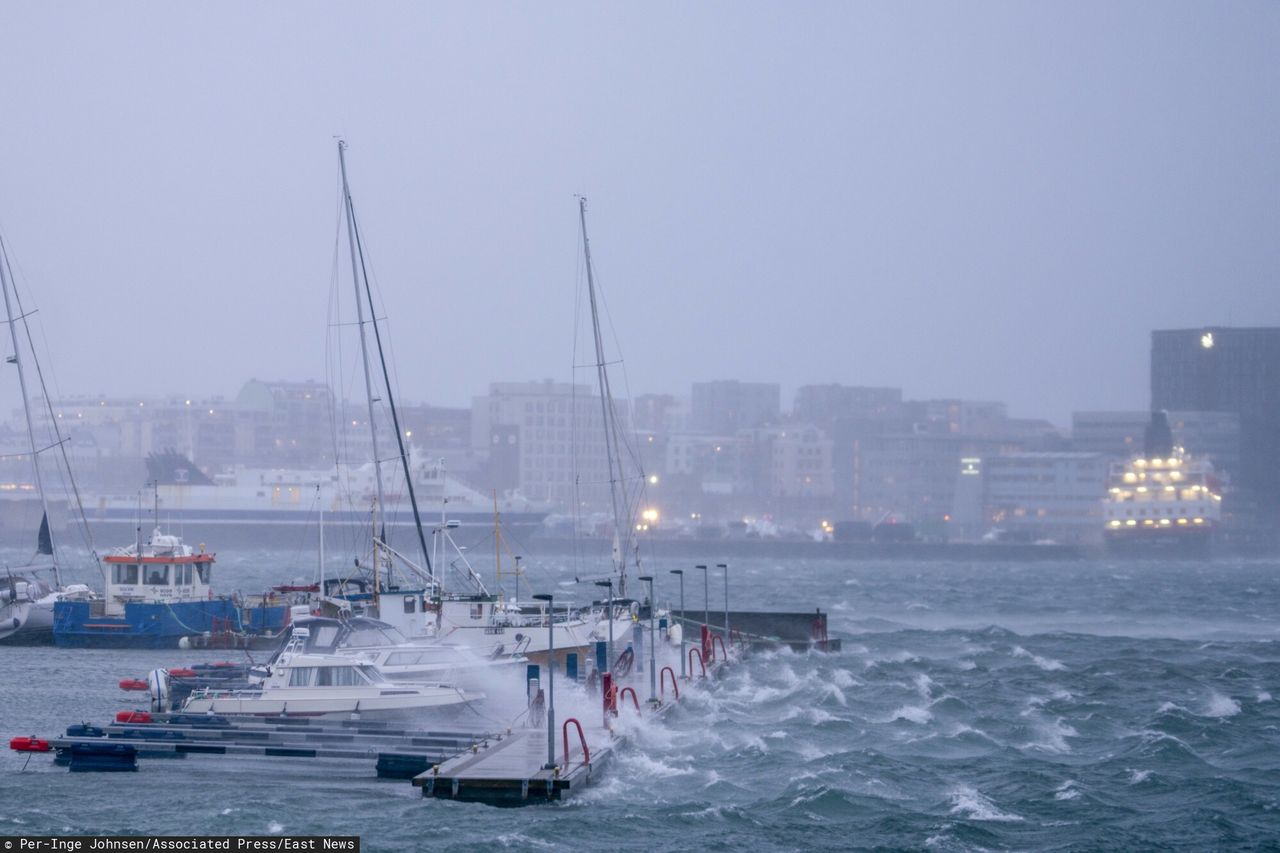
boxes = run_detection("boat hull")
[1104,527,1214,558]
[0,597,55,644]
[53,599,290,649]
[181,686,477,717]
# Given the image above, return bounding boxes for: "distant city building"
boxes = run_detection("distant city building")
[1072,410,1240,481]
[979,451,1107,545]
[690,380,780,434]
[830,400,1058,535]
[631,394,689,436]
[471,380,638,510]
[753,424,834,503]
[1150,326,1280,505]
[792,384,902,427]
[235,379,335,467]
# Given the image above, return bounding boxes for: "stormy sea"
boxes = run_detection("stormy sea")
[3,550,1279,851]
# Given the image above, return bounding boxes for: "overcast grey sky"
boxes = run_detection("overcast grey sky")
[0,2,1275,428]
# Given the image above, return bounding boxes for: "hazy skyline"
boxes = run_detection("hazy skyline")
[0,2,1275,429]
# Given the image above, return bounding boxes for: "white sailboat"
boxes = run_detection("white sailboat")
[321,142,611,664]
[0,230,98,643]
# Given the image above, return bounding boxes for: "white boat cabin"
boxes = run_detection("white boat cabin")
[102,528,215,616]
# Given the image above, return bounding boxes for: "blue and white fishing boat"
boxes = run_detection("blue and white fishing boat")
[53,527,290,648]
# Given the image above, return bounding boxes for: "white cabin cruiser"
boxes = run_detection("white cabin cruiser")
[274,615,521,685]
[180,627,479,718]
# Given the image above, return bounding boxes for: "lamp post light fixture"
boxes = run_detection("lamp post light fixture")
[717,563,730,651]
[695,564,709,631]
[531,592,555,769]
[638,575,657,704]
[669,569,685,678]
[594,579,615,674]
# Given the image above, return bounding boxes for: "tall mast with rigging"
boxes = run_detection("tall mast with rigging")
[336,140,433,584]
[337,141,387,579]
[0,235,58,586]
[578,198,632,597]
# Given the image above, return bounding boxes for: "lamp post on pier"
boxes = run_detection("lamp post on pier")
[638,575,656,704]
[594,579,615,675]
[718,562,730,651]
[669,569,685,677]
[695,564,709,631]
[532,592,555,769]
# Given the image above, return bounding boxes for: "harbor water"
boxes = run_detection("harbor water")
[3,550,1280,850]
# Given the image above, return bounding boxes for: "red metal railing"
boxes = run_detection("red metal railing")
[562,717,589,768]
[619,686,640,713]
[688,646,707,678]
[660,666,680,699]
[712,634,728,662]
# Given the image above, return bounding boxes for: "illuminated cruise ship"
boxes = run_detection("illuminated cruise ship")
[1102,411,1222,555]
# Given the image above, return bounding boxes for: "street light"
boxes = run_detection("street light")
[717,563,730,650]
[695,564,709,631]
[638,575,656,704]
[531,592,555,769]
[669,569,685,678]
[594,579,615,674]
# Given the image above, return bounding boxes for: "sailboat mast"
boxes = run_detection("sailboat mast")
[317,483,324,587]
[337,141,388,579]
[578,198,630,596]
[336,141,434,583]
[0,236,58,586]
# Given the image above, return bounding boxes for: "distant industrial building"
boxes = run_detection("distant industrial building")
[1151,327,1280,506]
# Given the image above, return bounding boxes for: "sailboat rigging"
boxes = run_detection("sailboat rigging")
[336,140,433,585]
[577,198,646,598]
[0,229,98,643]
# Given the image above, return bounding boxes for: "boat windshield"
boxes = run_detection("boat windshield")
[306,624,342,650]
[346,623,408,647]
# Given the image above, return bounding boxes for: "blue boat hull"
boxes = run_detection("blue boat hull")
[53,599,290,649]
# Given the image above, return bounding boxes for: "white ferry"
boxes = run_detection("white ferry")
[1102,412,1223,556]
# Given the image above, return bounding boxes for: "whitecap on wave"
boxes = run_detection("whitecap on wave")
[947,785,1024,822]
[886,704,933,724]
[1054,780,1081,801]
[1012,645,1066,671]
[1204,692,1241,718]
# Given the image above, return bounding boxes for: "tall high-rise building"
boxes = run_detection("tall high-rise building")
[1151,327,1280,504]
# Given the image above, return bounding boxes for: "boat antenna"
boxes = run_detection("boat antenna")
[0,234,58,586]
[579,198,631,597]
[337,140,434,580]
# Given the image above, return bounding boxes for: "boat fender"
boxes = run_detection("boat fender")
[9,736,50,752]
[168,668,197,678]
[118,678,149,692]
[115,711,152,724]
[147,669,170,713]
